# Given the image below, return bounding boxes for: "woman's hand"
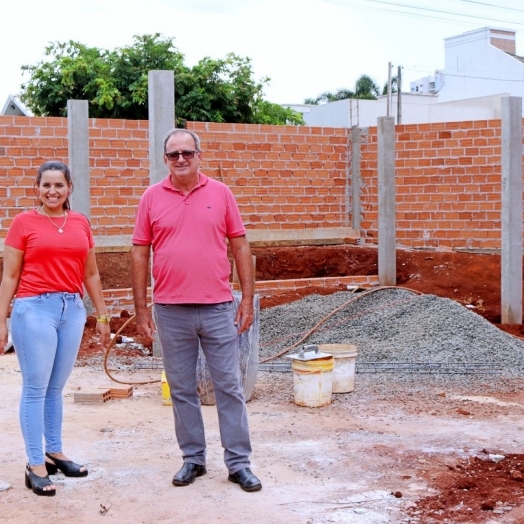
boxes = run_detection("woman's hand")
[96,321,111,348]
[0,322,8,355]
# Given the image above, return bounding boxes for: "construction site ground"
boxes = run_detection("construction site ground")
[1,245,524,523]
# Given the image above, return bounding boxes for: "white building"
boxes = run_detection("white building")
[412,27,524,104]
[410,73,445,95]
[287,27,524,127]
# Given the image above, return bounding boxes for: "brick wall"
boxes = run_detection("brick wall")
[0,115,517,250]
[103,274,379,315]
[356,120,506,250]
[0,116,149,236]
[187,122,350,231]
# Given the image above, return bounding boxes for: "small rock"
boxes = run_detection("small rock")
[100,427,114,433]
[0,481,11,492]
[457,408,470,416]
[456,479,476,490]
[510,470,523,481]
[489,454,505,463]
[392,491,402,498]
[481,500,496,511]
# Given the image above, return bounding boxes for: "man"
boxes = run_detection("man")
[131,128,261,493]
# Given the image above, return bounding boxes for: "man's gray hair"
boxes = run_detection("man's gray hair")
[163,128,201,153]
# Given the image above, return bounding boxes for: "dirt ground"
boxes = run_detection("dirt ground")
[2,245,524,523]
[88,245,524,343]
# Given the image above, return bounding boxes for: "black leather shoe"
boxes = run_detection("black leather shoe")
[228,468,262,492]
[172,463,206,486]
[45,452,88,478]
[25,464,56,497]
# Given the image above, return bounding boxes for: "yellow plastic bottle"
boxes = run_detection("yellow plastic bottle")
[161,371,172,406]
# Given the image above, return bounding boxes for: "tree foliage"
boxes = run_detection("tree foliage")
[20,34,304,126]
[305,74,382,104]
[382,75,399,96]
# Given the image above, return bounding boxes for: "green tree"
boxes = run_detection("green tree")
[20,34,303,125]
[305,74,381,104]
[20,41,114,117]
[107,34,186,120]
[355,75,380,99]
[382,75,399,96]
[174,53,303,125]
[253,100,305,125]
[305,88,355,105]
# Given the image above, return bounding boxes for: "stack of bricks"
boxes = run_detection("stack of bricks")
[231,275,379,296]
[102,287,152,314]
[73,386,133,404]
[74,389,112,404]
[105,386,133,399]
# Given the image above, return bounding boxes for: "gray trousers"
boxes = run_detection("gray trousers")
[155,302,252,473]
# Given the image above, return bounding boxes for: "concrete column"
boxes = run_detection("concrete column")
[501,96,523,324]
[67,100,90,217]
[377,117,396,286]
[148,70,175,184]
[148,71,175,356]
[350,126,362,233]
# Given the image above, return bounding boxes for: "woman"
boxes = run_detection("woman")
[0,161,111,497]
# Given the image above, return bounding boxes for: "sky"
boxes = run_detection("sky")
[1,0,524,109]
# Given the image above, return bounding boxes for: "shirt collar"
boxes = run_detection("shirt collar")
[162,172,208,193]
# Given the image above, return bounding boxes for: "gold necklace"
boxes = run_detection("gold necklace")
[40,207,68,233]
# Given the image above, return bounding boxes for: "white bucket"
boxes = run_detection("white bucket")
[291,355,334,407]
[318,344,358,393]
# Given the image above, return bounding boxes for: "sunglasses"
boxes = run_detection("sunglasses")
[165,150,197,161]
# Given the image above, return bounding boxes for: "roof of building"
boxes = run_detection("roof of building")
[1,95,31,116]
[506,52,524,64]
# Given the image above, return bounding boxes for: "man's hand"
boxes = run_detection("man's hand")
[135,308,157,343]
[234,298,254,334]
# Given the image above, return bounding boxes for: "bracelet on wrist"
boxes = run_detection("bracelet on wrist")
[96,314,111,323]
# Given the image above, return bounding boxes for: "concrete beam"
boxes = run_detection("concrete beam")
[377,116,396,286]
[148,71,175,357]
[67,100,90,217]
[0,227,362,256]
[351,126,362,233]
[246,227,360,247]
[501,96,523,324]
[148,70,175,184]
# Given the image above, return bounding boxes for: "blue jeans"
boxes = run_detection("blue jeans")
[155,302,252,473]
[11,292,86,466]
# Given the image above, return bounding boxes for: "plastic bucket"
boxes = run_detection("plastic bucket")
[291,355,334,407]
[318,344,358,393]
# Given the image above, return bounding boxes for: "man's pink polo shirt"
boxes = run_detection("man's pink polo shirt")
[132,173,246,304]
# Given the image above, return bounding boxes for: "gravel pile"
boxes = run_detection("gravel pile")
[259,288,524,384]
[82,288,524,393]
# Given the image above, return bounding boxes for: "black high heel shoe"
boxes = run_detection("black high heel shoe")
[45,452,88,477]
[25,464,56,496]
